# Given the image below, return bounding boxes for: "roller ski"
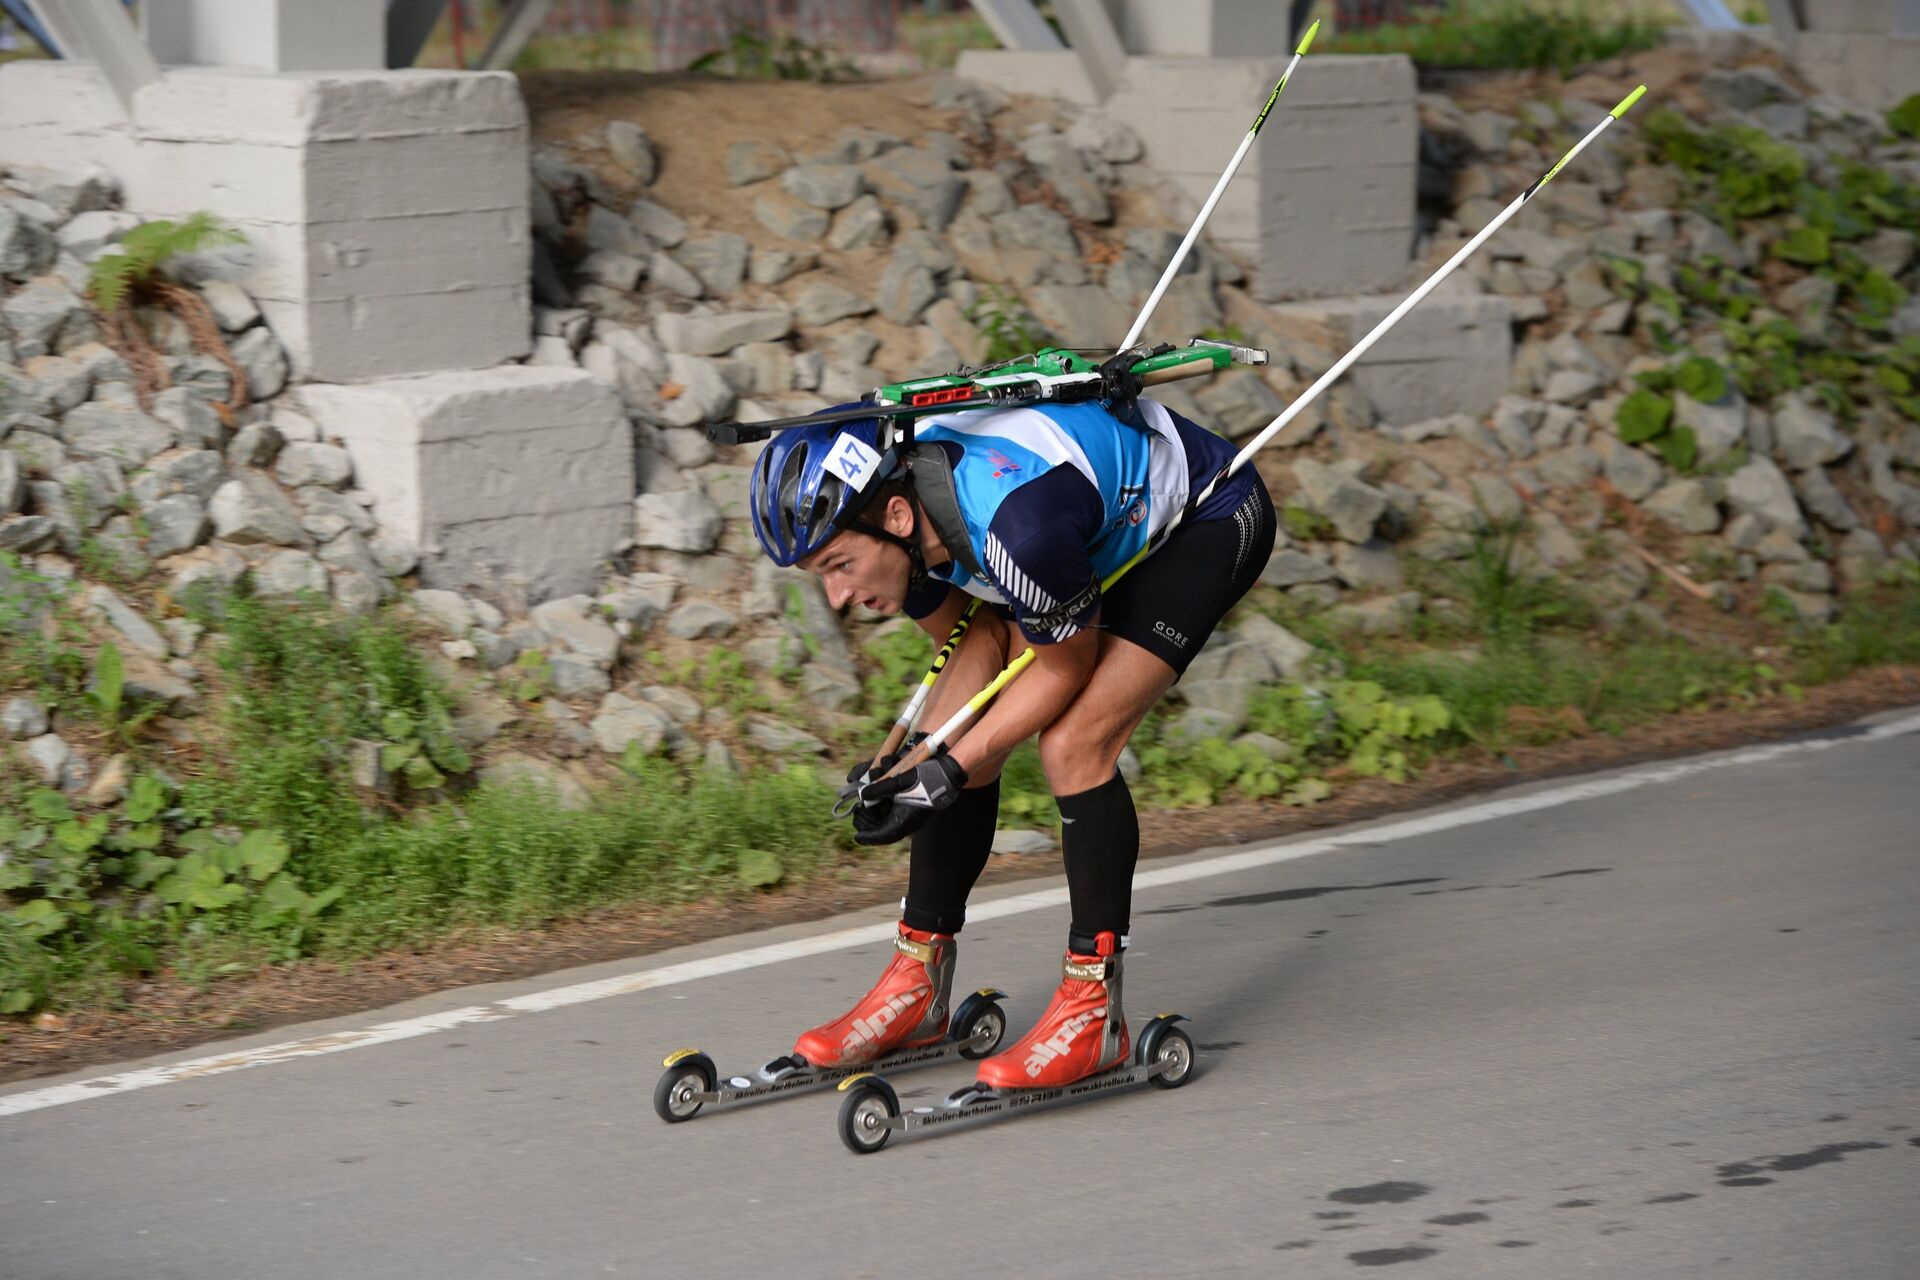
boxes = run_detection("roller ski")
[653,924,1008,1123]
[834,933,1195,1154]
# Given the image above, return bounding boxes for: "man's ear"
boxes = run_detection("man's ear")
[882,493,915,538]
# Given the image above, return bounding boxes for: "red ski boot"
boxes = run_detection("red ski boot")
[788,924,956,1069]
[974,932,1128,1090]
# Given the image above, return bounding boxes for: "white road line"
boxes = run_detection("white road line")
[4,710,1917,1120]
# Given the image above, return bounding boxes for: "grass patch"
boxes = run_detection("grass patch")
[1319,1,1666,76]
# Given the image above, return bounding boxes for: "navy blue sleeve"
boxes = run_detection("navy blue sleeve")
[981,465,1105,644]
[903,575,954,621]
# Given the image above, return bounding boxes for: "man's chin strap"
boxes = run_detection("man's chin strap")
[852,498,930,590]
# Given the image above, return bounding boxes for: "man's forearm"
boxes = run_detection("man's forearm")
[946,638,1093,775]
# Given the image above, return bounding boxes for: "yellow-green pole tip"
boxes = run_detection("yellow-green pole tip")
[1612,84,1648,119]
[1297,18,1321,55]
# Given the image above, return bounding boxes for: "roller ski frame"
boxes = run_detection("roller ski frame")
[833,1013,1195,1154]
[652,988,1010,1124]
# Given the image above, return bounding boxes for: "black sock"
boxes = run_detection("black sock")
[1058,770,1138,947]
[901,777,1001,934]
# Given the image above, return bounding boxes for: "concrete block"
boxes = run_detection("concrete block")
[1270,293,1512,426]
[951,50,1100,106]
[258,284,530,382]
[1790,32,1920,109]
[297,368,632,602]
[143,0,386,73]
[227,209,529,303]
[1117,0,1297,58]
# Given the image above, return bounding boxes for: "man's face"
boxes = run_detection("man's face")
[799,497,915,613]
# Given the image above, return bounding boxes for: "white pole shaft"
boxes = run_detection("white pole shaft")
[1117,46,1308,352]
[1222,108,1627,485]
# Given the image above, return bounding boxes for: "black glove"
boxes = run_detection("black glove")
[846,733,931,847]
[860,752,969,814]
[844,732,927,789]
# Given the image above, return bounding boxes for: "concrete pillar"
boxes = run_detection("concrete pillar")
[140,0,387,72]
[1778,0,1920,109]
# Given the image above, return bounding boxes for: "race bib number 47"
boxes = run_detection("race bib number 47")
[827,433,883,489]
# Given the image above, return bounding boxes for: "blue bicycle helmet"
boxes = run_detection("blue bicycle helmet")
[748,410,909,567]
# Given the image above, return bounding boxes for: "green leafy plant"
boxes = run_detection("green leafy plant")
[1320,3,1662,77]
[1888,94,1920,140]
[687,30,860,82]
[86,212,245,312]
[966,286,1046,366]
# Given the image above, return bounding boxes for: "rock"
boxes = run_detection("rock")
[1542,368,1604,407]
[144,492,210,558]
[629,199,686,247]
[0,204,56,278]
[727,138,792,186]
[410,588,475,635]
[225,419,283,468]
[26,733,73,787]
[209,473,308,546]
[654,309,792,358]
[746,716,827,756]
[531,595,620,665]
[1673,389,1747,466]
[198,280,261,331]
[1760,559,1833,594]
[675,232,752,296]
[1192,372,1285,442]
[1292,460,1387,544]
[783,163,865,211]
[826,194,890,251]
[1602,440,1664,503]
[3,695,49,740]
[230,327,289,400]
[274,441,352,489]
[1261,547,1336,588]
[992,828,1056,855]
[792,281,873,327]
[21,354,89,415]
[0,452,19,516]
[748,247,816,286]
[649,352,733,427]
[581,249,645,290]
[639,685,703,726]
[1726,456,1806,540]
[367,531,418,576]
[1019,132,1110,222]
[478,753,591,809]
[1325,593,1420,637]
[606,120,657,183]
[548,652,613,699]
[753,191,830,243]
[634,488,723,553]
[1532,510,1584,568]
[57,403,173,467]
[1537,445,1602,491]
[862,147,967,231]
[1331,540,1405,591]
[1065,112,1142,163]
[1469,472,1525,524]
[648,251,705,299]
[252,548,327,599]
[593,693,675,757]
[1236,614,1315,679]
[299,486,375,539]
[149,386,224,450]
[2,278,87,355]
[1643,479,1721,534]
[1771,393,1850,471]
[666,601,737,639]
[1792,466,1858,531]
[1699,64,1799,113]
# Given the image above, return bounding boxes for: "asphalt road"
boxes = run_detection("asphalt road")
[4,712,1918,1279]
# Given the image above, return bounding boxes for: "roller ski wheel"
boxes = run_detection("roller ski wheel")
[652,1049,717,1124]
[649,988,1008,1125]
[836,1074,901,1155]
[1138,1015,1195,1089]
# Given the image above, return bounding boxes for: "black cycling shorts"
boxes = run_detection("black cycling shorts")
[1098,480,1276,677]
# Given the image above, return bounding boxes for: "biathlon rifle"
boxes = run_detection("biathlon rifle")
[703,337,1268,447]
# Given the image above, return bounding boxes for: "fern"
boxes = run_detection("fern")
[86,212,246,312]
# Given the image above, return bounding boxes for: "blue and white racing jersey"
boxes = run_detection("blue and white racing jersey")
[902,397,1256,644]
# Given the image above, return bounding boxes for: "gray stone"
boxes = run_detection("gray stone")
[793,281,874,327]
[676,232,752,296]
[826,195,890,251]
[55,209,137,259]
[1726,455,1806,540]
[52,455,125,528]
[1673,389,1747,466]
[1537,445,1602,491]
[1065,112,1142,164]
[1792,466,1858,531]
[57,403,173,467]
[1532,510,1584,568]
[1,278,87,355]
[0,205,56,278]
[581,249,645,291]
[629,199,687,248]
[1771,393,1850,471]
[874,255,937,327]
[646,251,703,299]
[0,515,59,554]
[727,139,792,186]
[1469,472,1525,524]
[753,192,830,243]
[634,488,723,553]
[411,588,476,635]
[1292,460,1387,544]
[2,695,49,740]
[367,532,418,577]
[592,692,674,757]
[1260,547,1335,589]
[225,419,283,468]
[1603,441,1664,503]
[230,327,289,401]
[1643,479,1721,534]
[1192,372,1285,442]
[1331,540,1406,591]
[746,715,827,756]
[1543,368,1604,407]
[149,386,224,450]
[549,653,613,699]
[251,548,328,599]
[862,147,967,232]
[25,732,74,787]
[992,828,1056,856]
[783,163,864,211]
[531,595,620,665]
[209,472,308,547]
[649,352,733,428]
[298,486,375,539]
[666,601,737,639]
[606,120,657,183]
[144,492,210,558]
[83,585,168,658]
[315,528,382,579]
[20,354,89,415]
[1324,592,1420,637]
[274,441,352,489]
[0,451,19,516]
[198,280,261,332]
[748,247,816,286]
[655,308,792,358]
[1019,132,1109,223]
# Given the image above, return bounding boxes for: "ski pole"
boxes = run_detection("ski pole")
[1117,19,1319,352]
[874,600,977,762]
[860,85,1649,798]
